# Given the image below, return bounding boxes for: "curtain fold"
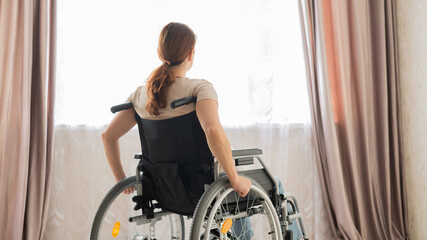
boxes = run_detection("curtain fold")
[298,0,408,239]
[0,0,56,239]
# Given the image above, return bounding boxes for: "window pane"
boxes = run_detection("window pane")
[55,0,309,125]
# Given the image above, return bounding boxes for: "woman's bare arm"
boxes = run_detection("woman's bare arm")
[196,99,252,197]
[101,108,137,189]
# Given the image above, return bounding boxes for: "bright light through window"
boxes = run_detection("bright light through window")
[55,0,309,125]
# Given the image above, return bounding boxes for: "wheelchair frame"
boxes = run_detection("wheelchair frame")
[90,98,309,240]
[127,149,308,239]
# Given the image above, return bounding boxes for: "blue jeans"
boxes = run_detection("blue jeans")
[231,177,303,240]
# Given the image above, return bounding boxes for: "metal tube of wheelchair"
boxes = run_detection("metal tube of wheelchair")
[281,199,289,231]
[281,193,308,238]
[215,211,249,221]
[129,210,172,224]
[136,168,142,195]
[255,156,280,196]
[214,162,220,180]
[289,195,307,237]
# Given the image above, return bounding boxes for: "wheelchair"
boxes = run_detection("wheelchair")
[90,96,309,240]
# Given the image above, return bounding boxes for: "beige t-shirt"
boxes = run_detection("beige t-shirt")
[127,76,218,120]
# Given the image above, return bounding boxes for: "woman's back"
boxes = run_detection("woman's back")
[128,76,217,120]
[102,22,251,199]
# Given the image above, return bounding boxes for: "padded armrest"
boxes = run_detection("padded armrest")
[232,148,263,157]
[232,148,262,167]
[134,153,142,159]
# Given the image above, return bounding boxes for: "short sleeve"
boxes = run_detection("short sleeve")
[126,92,133,103]
[191,79,218,103]
[126,85,144,103]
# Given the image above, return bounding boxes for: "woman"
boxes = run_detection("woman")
[102,22,303,240]
[101,22,252,197]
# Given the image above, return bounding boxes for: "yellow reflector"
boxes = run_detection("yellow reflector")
[221,218,233,234]
[112,221,120,237]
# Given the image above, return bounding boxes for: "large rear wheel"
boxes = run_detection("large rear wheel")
[190,176,282,240]
[90,176,185,240]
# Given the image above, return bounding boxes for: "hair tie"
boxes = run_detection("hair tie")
[163,60,171,66]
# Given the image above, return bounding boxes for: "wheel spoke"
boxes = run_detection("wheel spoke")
[90,176,184,240]
[191,178,281,240]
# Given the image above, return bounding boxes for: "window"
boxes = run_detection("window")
[55,0,309,125]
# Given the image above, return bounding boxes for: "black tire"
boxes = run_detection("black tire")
[90,176,185,240]
[190,176,282,240]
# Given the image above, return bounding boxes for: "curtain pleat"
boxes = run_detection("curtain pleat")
[0,0,56,239]
[298,0,409,239]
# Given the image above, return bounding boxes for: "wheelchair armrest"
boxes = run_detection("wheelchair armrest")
[232,148,262,157]
[232,148,262,166]
[235,157,254,166]
[134,153,142,159]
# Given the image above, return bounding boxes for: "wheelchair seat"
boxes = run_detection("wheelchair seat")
[134,110,214,216]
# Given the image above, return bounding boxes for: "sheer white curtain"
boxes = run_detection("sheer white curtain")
[44,0,332,239]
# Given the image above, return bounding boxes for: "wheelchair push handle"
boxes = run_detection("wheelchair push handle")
[170,96,197,109]
[110,96,196,114]
[110,102,134,113]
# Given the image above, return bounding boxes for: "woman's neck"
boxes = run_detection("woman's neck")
[171,62,188,79]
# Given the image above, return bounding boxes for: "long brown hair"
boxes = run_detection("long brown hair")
[145,22,196,115]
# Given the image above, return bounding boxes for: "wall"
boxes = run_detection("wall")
[396,0,427,239]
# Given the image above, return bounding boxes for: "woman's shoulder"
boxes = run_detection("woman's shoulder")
[134,84,146,92]
[180,77,214,88]
[180,77,218,102]
[127,84,146,103]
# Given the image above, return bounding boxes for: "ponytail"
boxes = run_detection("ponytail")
[145,63,175,115]
[145,22,196,116]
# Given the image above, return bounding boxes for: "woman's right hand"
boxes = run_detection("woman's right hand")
[102,108,137,195]
[196,100,253,198]
[230,175,252,197]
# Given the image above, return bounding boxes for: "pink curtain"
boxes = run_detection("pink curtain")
[0,0,56,239]
[298,0,409,239]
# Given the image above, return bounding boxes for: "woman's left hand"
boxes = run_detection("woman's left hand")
[116,175,135,195]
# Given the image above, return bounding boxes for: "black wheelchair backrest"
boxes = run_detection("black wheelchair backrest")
[133,103,214,215]
[135,111,212,165]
